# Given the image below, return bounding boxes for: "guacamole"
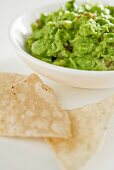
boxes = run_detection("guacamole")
[26,0,114,71]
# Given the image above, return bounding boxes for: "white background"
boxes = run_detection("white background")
[0,0,114,170]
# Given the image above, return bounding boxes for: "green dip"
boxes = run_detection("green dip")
[26,0,114,71]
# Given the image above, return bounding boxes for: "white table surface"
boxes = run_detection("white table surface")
[0,0,114,170]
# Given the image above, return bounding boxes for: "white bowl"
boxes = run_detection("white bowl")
[9,1,114,89]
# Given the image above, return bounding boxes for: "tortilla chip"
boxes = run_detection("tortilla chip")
[0,72,25,88]
[0,73,71,138]
[47,95,114,170]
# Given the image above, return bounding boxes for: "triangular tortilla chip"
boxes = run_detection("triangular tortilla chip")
[0,73,71,138]
[47,95,114,170]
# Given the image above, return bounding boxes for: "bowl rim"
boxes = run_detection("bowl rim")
[9,2,114,76]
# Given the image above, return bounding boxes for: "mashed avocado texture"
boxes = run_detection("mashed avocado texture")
[26,0,114,71]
